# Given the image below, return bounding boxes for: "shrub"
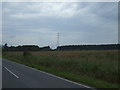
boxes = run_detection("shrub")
[23,51,31,57]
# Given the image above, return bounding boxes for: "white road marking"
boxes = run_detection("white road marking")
[4,67,19,78]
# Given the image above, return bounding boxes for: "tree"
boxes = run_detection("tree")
[4,43,8,48]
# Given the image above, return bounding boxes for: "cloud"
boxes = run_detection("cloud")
[4,2,80,19]
[0,2,2,44]
[2,2,118,47]
[2,30,57,47]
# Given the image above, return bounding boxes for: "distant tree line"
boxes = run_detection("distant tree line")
[57,44,120,51]
[2,44,51,51]
[2,43,120,51]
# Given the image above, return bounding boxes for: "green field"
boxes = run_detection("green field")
[3,50,119,88]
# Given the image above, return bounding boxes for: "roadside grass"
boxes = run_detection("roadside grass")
[0,49,2,57]
[2,50,119,88]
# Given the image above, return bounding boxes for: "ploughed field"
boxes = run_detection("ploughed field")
[3,50,119,88]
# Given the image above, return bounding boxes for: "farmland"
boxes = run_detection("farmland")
[3,50,119,88]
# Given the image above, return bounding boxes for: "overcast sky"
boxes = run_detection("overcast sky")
[0,2,2,45]
[2,2,118,48]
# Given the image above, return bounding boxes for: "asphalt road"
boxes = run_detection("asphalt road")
[0,58,2,89]
[2,59,93,89]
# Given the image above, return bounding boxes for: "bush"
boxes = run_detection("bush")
[23,51,31,57]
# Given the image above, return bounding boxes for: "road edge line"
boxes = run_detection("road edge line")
[20,63,95,89]
[30,67,95,89]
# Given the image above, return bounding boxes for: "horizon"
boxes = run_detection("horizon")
[1,43,118,47]
[2,43,118,50]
